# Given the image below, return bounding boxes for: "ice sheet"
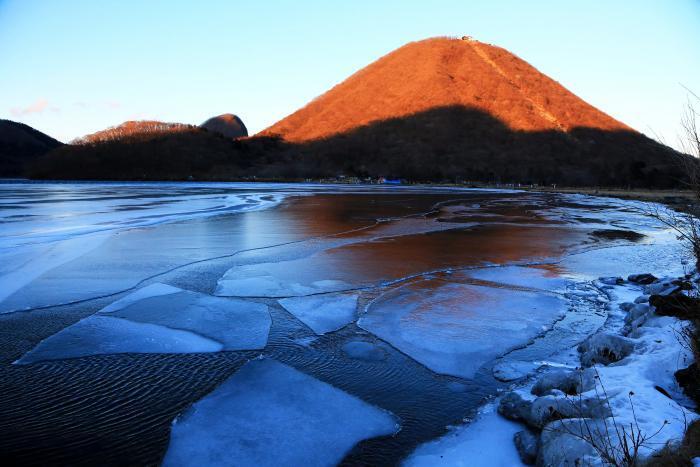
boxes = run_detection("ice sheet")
[278,293,358,334]
[465,265,569,291]
[359,279,566,379]
[163,359,399,467]
[16,284,271,363]
[0,182,286,310]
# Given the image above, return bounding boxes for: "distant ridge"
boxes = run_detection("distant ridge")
[262,37,630,142]
[0,119,62,177]
[74,120,195,144]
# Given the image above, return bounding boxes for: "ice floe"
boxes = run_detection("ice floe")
[278,293,358,334]
[359,278,566,379]
[216,263,353,297]
[16,284,271,363]
[163,359,399,466]
[16,316,223,364]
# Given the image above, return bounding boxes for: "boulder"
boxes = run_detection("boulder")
[634,295,650,304]
[675,363,700,402]
[627,273,657,284]
[514,429,539,465]
[650,294,700,320]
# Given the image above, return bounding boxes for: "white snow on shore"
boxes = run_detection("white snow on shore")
[404,403,523,467]
[163,359,399,467]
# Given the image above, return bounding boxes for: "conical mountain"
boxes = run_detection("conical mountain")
[262,37,631,142]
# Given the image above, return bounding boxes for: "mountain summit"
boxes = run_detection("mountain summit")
[263,37,630,142]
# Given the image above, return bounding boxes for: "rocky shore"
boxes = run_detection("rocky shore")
[496,272,699,465]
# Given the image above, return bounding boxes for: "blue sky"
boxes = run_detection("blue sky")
[1,0,698,150]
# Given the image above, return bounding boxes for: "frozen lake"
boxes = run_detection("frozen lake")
[0,181,686,465]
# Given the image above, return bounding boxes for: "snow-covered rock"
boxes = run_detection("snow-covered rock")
[529,394,611,428]
[538,418,604,466]
[599,276,624,286]
[498,392,533,422]
[531,368,596,396]
[578,332,636,367]
[624,303,651,324]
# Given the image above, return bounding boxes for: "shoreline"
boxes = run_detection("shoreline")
[407,271,700,465]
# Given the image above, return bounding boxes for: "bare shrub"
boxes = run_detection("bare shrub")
[642,91,700,268]
[543,368,671,466]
